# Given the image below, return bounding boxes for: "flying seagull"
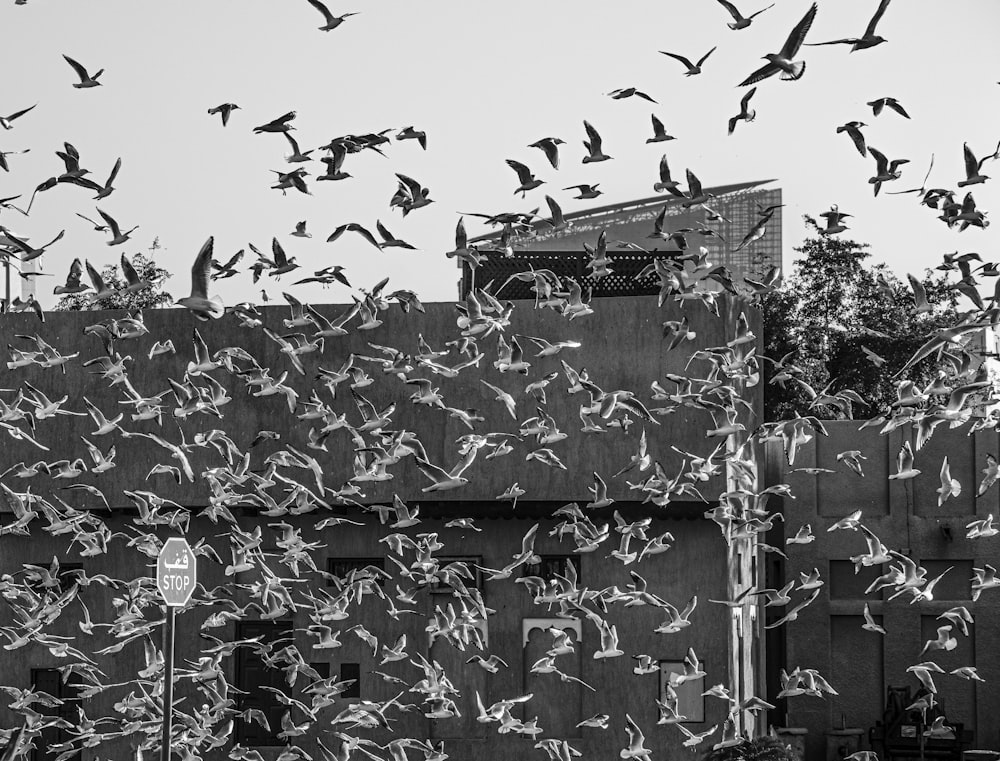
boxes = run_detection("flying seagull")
[62,55,104,88]
[715,0,775,30]
[253,110,296,134]
[582,120,612,163]
[806,0,892,51]
[506,159,545,197]
[836,121,868,157]
[727,88,757,135]
[176,237,225,320]
[208,103,240,126]
[958,141,998,187]
[738,2,818,86]
[305,0,358,31]
[529,137,564,169]
[608,87,658,104]
[647,114,676,143]
[867,97,909,119]
[0,104,36,130]
[653,155,684,197]
[868,146,909,196]
[660,47,717,76]
[53,258,89,295]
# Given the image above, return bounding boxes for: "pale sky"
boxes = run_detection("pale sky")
[1,0,998,308]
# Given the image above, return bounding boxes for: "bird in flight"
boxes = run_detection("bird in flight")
[582,120,612,163]
[647,114,676,143]
[396,126,427,150]
[738,2,818,86]
[727,87,757,135]
[0,147,29,172]
[506,160,545,197]
[817,206,851,235]
[565,184,602,200]
[806,0,892,51]
[253,110,297,134]
[62,55,104,88]
[207,103,240,126]
[96,208,138,246]
[958,141,998,187]
[653,155,684,197]
[52,258,89,296]
[176,237,225,320]
[608,87,658,104]
[836,121,868,157]
[305,0,358,31]
[660,47,717,76]
[867,97,909,119]
[0,104,36,130]
[715,0,774,30]
[528,137,565,170]
[868,146,909,196]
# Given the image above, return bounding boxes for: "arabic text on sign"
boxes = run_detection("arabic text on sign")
[163,553,191,570]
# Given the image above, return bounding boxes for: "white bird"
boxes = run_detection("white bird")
[466,654,508,673]
[176,237,225,320]
[738,2,817,85]
[937,457,961,506]
[862,603,885,634]
[620,714,652,760]
[414,450,476,492]
[888,440,920,480]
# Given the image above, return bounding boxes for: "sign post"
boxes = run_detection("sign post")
[156,538,197,761]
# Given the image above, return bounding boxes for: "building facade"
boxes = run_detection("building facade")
[771,423,1000,759]
[0,295,763,761]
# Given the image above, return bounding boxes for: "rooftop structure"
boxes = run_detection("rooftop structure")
[462,180,781,300]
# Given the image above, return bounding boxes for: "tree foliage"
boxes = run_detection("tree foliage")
[702,735,800,761]
[53,240,173,312]
[763,221,962,420]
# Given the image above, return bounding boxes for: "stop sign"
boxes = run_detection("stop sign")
[157,538,197,607]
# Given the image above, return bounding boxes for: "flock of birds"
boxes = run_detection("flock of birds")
[0,0,998,760]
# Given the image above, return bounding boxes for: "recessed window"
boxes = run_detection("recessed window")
[234,620,292,746]
[25,562,82,593]
[829,560,884,600]
[339,662,361,700]
[30,668,82,761]
[431,557,481,592]
[524,555,581,582]
[327,558,386,587]
[921,559,973,600]
[659,660,706,723]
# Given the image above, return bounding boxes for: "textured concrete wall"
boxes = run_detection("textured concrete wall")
[0,294,762,761]
[0,511,733,761]
[776,423,999,759]
[0,294,758,507]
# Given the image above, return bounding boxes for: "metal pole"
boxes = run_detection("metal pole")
[160,606,176,761]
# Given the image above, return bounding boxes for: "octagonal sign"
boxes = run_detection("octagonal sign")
[157,537,197,607]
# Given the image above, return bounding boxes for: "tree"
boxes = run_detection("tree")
[763,220,961,420]
[702,734,800,761]
[53,239,173,311]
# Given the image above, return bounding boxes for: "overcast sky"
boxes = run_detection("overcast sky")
[1,0,998,307]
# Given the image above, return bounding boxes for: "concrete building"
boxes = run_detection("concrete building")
[0,295,763,761]
[0,230,38,308]
[462,181,781,300]
[771,422,1000,760]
